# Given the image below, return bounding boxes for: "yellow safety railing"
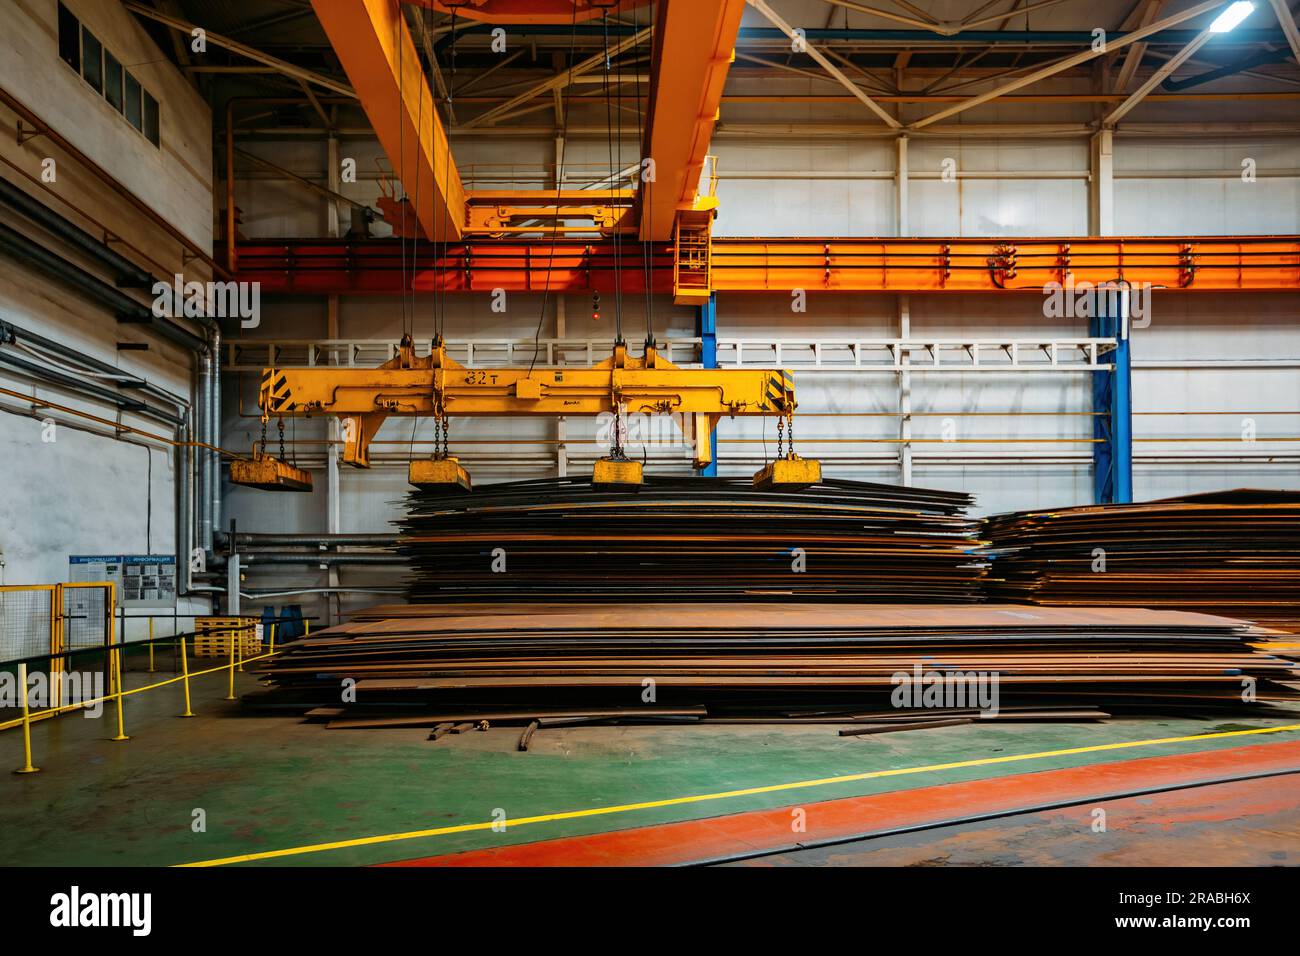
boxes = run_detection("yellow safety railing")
[3,598,310,774]
[1,581,115,705]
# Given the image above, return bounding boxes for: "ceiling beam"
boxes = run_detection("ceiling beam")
[886,0,942,25]
[959,0,1076,31]
[818,0,945,31]
[960,0,1017,25]
[148,0,197,88]
[1115,0,1168,93]
[298,79,332,127]
[825,48,897,93]
[894,50,913,92]
[639,0,747,240]
[310,0,464,240]
[456,48,527,95]
[1266,0,1300,63]
[228,8,317,38]
[909,0,1229,129]
[747,0,902,128]
[819,0,1075,35]
[122,1,354,97]
[1104,21,1216,124]
[411,9,457,127]
[460,27,652,129]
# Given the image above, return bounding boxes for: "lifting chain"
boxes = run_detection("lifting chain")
[776,416,785,460]
[786,413,795,458]
[259,416,268,457]
[278,416,286,461]
[431,412,451,460]
[610,404,626,460]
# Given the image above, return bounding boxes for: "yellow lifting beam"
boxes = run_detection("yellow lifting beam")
[245,336,807,489]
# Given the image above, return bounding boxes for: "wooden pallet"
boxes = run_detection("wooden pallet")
[193,616,262,659]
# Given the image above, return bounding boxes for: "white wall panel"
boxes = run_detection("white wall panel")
[212,129,1300,604]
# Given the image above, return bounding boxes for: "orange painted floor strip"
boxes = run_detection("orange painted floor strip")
[382,738,1300,867]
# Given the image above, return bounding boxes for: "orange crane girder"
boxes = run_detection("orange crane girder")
[311,0,465,242]
[708,237,1300,293]
[639,0,746,241]
[234,236,1300,295]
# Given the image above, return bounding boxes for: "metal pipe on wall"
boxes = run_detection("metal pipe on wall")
[177,413,193,596]
[0,349,181,426]
[239,553,405,565]
[217,532,399,547]
[0,222,207,353]
[0,177,155,288]
[209,326,222,549]
[0,342,198,596]
[196,350,211,557]
[0,318,188,411]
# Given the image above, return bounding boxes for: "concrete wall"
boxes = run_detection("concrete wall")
[1,0,213,250]
[0,0,213,639]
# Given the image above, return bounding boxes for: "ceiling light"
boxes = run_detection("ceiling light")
[1209,1,1255,33]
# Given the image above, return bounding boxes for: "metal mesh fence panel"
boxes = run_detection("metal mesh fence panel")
[62,586,110,651]
[0,589,53,662]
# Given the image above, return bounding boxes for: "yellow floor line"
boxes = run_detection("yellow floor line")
[179,721,1300,867]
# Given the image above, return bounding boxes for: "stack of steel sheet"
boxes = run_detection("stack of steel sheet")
[984,490,1300,633]
[249,603,1299,724]
[395,476,987,603]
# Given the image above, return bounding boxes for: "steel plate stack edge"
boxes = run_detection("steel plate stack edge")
[248,603,1300,726]
[394,475,988,603]
[983,489,1300,634]
[242,479,1300,728]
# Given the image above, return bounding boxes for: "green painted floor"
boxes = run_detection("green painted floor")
[4,652,1299,867]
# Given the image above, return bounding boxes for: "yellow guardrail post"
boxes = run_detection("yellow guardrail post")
[0,584,304,769]
[110,646,129,742]
[14,662,39,774]
[179,636,195,718]
[225,629,236,701]
[50,584,62,718]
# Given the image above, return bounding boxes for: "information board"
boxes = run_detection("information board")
[68,554,177,608]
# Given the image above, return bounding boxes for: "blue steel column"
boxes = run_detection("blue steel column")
[696,293,718,476]
[1090,289,1133,503]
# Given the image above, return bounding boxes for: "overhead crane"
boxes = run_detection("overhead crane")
[250,0,814,495]
[306,0,739,251]
[245,0,1299,503]
[231,333,818,493]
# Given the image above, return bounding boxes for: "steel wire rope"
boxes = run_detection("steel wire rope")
[526,1,583,375]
